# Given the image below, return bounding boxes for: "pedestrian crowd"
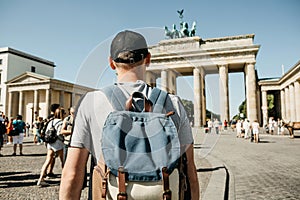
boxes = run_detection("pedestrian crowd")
[0,104,75,188]
[202,116,287,144]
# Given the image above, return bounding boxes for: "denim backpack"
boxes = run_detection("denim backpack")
[92,85,189,200]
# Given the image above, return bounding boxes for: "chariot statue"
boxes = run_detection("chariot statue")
[164,9,197,39]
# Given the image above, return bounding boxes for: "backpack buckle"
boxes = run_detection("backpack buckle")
[117,192,128,200]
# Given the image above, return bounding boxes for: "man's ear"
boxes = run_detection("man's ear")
[109,57,116,70]
[144,53,151,66]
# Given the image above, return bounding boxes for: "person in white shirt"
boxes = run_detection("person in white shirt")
[243,119,250,139]
[236,120,242,138]
[251,120,260,143]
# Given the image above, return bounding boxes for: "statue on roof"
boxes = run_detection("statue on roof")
[164,9,197,39]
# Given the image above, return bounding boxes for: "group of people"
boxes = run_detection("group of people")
[267,117,285,135]
[0,104,75,187]
[36,104,75,187]
[206,118,221,134]
[235,119,260,143]
[205,118,230,134]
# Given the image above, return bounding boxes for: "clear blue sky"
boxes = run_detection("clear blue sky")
[1,0,299,118]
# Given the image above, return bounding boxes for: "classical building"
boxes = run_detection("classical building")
[258,61,300,125]
[147,34,260,126]
[0,47,93,123]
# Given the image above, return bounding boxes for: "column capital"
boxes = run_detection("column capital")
[217,63,228,68]
[245,62,256,66]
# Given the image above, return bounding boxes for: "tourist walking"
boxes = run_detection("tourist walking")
[236,120,242,138]
[268,117,275,134]
[37,107,66,187]
[214,118,220,134]
[6,118,13,144]
[33,116,44,144]
[277,118,283,135]
[243,119,250,139]
[12,115,26,156]
[61,106,75,163]
[252,120,260,143]
[44,103,60,178]
[207,119,213,133]
[0,121,6,156]
[224,119,228,131]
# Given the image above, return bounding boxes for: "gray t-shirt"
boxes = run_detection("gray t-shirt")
[70,80,193,164]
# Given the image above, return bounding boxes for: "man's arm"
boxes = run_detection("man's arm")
[186,144,200,200]
[59,147,89,200]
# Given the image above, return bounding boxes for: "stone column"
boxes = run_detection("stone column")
[167,70,177,95]
[161,70,168,92]
[145,71,157,88]
[34,90,39,118]
[45,89,51,117]
[8,92,13,118]
[201,67,206,126]
[280,89,286,121]
[193,68,202,127]
[219,64,229,123]
[60,90,65,108]
[295,81,300,121]
[245,63,258,122]
[71,92,76,107]
[18,91,24,115]
[289,84,296,122]
[261,90,268,126]
[284,87,290,121]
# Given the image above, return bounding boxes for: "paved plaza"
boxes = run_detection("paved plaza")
[0,129,300,199]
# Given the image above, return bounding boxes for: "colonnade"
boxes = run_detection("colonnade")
[146,62,259,127]
[261,80,300,124]
[7,88,79,122]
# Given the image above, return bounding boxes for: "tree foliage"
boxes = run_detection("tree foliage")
[181,99,194,120]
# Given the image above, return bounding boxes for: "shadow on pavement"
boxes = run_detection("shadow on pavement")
[257,140,276,143]
[197,166,225,172]
[0,171,39,188]
[23,153,47,157]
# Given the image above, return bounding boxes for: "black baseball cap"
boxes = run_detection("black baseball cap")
[110,30,149,63]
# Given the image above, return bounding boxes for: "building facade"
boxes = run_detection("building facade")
[0,47,93,123]
[258,61,300,125]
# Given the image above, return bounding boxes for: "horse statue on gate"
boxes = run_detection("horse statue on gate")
[283,121,300,138]
[190,21,196,37]
[171,24,180,39]
[180,22,189,37]
[164,26,172,39]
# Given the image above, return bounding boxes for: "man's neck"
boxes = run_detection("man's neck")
[117,69,145,83]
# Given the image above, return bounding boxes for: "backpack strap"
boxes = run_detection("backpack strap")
[117,167,127,200]
[162,167,172,200]
[101,85,127,111]
[148,87,168,113]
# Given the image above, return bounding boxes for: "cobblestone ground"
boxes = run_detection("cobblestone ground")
[0,135,89,200]
[207,129,300,200]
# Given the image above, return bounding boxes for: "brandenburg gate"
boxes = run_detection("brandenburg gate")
[146,34,260,127]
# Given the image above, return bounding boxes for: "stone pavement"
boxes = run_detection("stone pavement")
[193,128,300,200]
[1,129,300,199]
[0,135,89,200]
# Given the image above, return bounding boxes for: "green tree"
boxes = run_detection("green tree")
[181,99,194,122]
